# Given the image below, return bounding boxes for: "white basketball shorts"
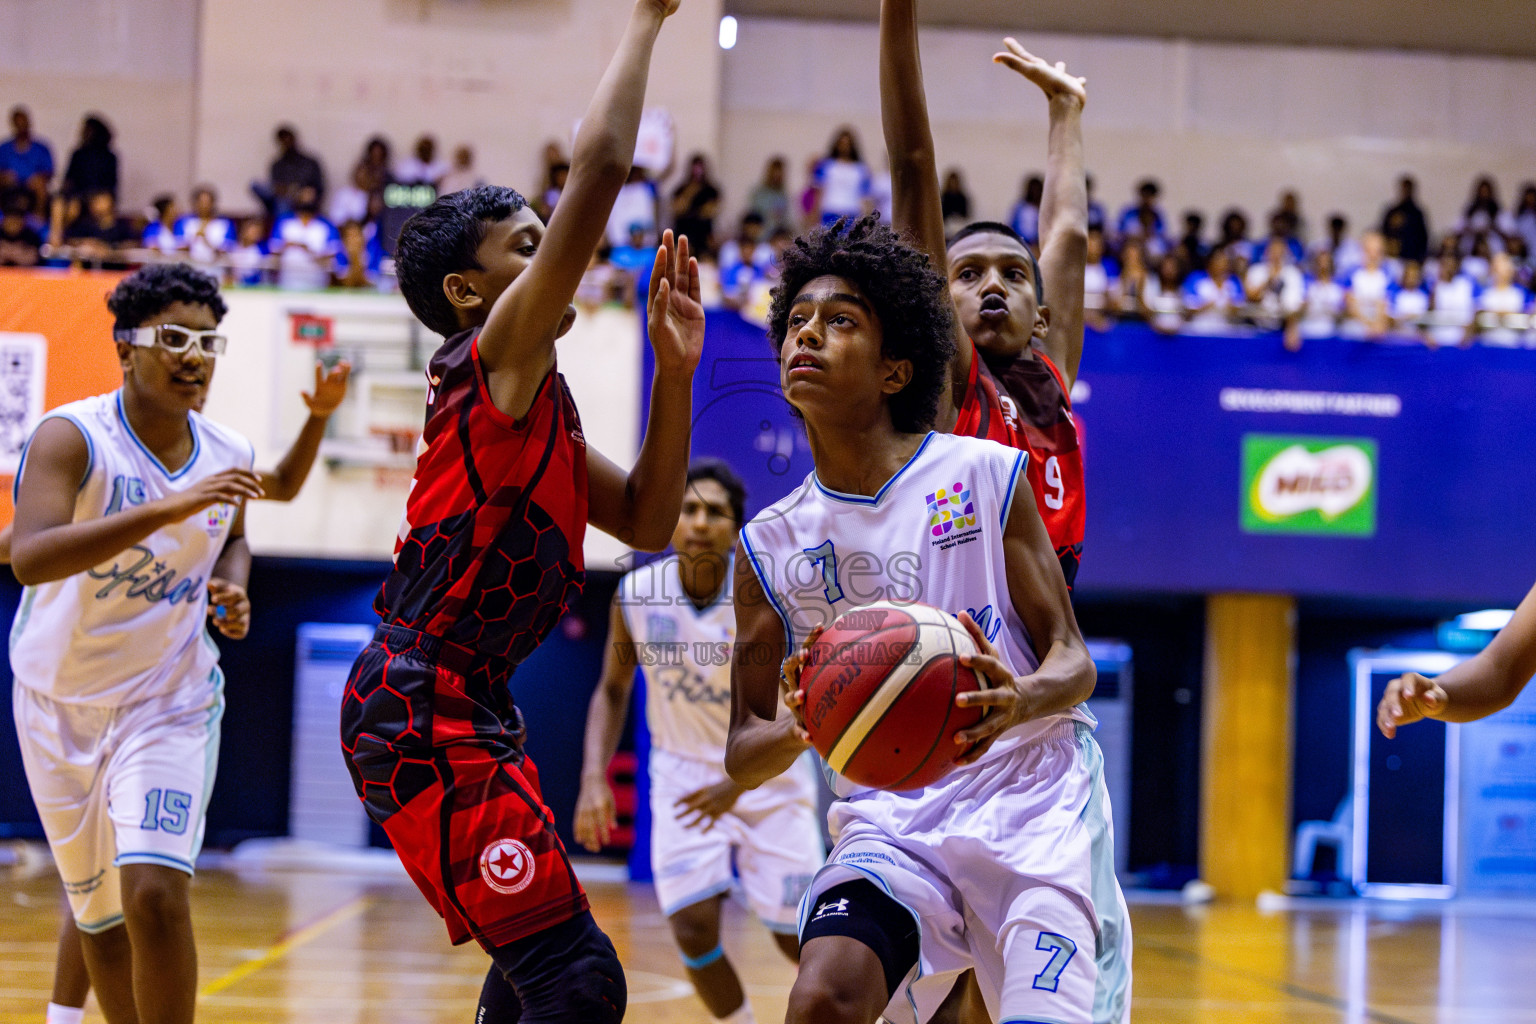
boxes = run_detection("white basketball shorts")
[13,673,225,932]
[650,747,824,932]
[800,719,1132,1024]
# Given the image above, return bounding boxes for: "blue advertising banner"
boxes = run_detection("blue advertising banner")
[646,313,1536,604]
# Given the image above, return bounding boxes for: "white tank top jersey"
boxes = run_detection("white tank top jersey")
[741,432,1095,799]
[618,555,738,766]
[9,391,255,707]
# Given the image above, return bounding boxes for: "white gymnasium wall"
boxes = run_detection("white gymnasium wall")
[201,288,641,569]
[0,0,198,210]
[194,0,724,215]
[720,18,1536,240]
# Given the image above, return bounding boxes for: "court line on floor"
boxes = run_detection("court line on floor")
[1138,937,1422,1024]
[197,894,372,999]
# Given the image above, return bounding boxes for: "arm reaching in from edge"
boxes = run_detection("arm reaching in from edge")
[477,0,681,419]
[996,39,1089,385]
[1378,582,1536,736]
[879,0,971,422]
[574,593,638,851]
[587,230,703,551]
[725,541,814,789]
[258,360,351,500]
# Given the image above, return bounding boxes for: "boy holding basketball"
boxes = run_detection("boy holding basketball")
[574,458,822,1024]
[882,0,1090,589]
[338,2,701,1021]
[725,215,1130,1024]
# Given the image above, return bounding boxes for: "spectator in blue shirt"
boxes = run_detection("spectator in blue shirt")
[333,219,384,289]
[1085,173,1107,234]
[175,186,237,268]
[812,128,872,226]
[142,194,180,253]
[1008,174,1044,248]
[719,212,773,306]
[609,222,660,296]
[0,107,54,214]
[1117,178,1165,243]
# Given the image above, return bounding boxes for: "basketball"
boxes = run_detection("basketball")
[799,601,986,791]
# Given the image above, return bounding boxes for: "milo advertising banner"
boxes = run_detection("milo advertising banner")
[1241,435,1378,537]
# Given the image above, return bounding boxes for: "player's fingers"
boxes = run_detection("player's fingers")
[674,233,691,290]
[954,710,1007,746]
[687,256,702,305]
[958,652,1010,687]
[955,684,1017,709]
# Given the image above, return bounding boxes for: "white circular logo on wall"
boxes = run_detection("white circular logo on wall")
[480,838,536,894]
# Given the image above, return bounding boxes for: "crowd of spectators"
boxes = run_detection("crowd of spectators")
[5,102,1536,347]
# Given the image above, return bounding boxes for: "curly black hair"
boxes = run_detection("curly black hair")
[395,184,528,338]
[106,263,226,331]
[767,214,955,434]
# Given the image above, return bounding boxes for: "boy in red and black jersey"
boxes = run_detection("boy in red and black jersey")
[338,3,702,1021]
[879,4,1102,1023]
[881,0,1089,591]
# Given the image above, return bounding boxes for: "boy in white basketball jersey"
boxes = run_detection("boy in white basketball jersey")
[575,459,822,1024]
[725,216,1131,1024]
[1,356,350,1024]
[10,264,266,1024]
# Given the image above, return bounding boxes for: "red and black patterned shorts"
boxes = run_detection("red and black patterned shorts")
[340,623,588,948]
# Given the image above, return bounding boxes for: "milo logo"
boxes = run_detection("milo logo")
[1241,434,1377,537]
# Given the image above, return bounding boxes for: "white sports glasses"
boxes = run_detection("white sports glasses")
[114,325,229,357]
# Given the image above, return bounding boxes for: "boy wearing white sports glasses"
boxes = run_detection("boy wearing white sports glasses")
[7,262,340,1024]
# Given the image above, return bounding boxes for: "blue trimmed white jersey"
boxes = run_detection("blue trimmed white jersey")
[10,391,254,706]
[741,432,1094,798]
[618,556,738,766]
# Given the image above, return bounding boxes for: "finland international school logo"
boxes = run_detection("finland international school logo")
[204,503,233,535]
[479,838,536,894]
[927,481,982,550]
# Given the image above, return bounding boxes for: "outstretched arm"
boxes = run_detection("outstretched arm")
[478,0,680,417]
[880,0,971,411]
[998,40,1089,385]
[587,231,703,551]
[258,361,351,501]
[1378,582,1536,736]
[725,541,811,788]
[574,593,638,851]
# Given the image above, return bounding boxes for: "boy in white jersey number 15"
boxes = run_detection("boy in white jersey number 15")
[12,264,273,1024]
[725,216,1132,1024]
[575,459,823,1024]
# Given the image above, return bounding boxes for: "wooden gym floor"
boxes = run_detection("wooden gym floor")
[2,853,1534,1024]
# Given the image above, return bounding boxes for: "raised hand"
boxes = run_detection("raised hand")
[642,0,682,16]
[1377,672,1449,738]
[994,38,1087,109]
[207,578,251,639]
[301,360,352,417]
[646,229,705,377]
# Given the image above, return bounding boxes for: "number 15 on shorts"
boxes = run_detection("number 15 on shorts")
[140,788,193,835]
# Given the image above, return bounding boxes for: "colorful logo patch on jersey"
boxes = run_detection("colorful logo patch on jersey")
[1241,434,1377,537]
[926,482,977,538]
[204,502,233,534]
[479,837,536,894]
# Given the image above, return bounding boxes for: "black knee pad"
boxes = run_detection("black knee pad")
[800,880,920,999]
[488,911,627,1024]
